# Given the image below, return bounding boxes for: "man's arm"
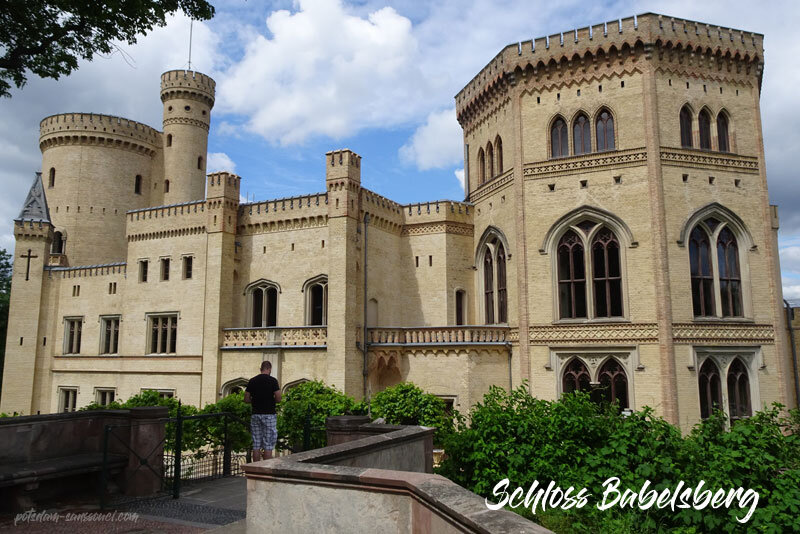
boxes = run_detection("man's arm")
[244,391,252,404]
[273,389,281,403]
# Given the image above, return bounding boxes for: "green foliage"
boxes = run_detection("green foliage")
[437,384,800,533]
[0,0,216,97]
[277,380,362,450]
[370,382,454,445]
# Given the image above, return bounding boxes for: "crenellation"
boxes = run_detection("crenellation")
[46,262,126,278]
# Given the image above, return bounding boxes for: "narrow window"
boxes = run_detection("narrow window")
[52,231,64,254]
[251,288,263,327]
[101,317,120,354]
[198,156,203,170]
[167,134,172,147]
[478,148,486,184]
[596,109,615,151]
[455,290,466,326]
[562,358,591,394]
[689,227,714,316]
[727,358,751,422]
[266,287,278,327]
[49,168,56,188]
[698,359,722,419]
[698,109,712,150]
[717,113,730,152]
[483,249,494,324]
[496,244,507,323]
[139,260,148,282]
[486,142,494,179]
[95,389,116,406]
[60,388,78,413]
[160,258,170,281]
[495,136,503,174]
[592,228,623,317]
[572,114,591,155]
[64,318,82,354]
[680,105,693,148]
[164,180,170,193]
[135,175,142,194]
[310,284,326,325]
[183,256,193,279]
[557,231,587,319]
[717,228,742,317]
[551,117,569,158]
[596,359,629,409]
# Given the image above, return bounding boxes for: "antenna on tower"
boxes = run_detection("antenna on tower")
[187,19,193,70]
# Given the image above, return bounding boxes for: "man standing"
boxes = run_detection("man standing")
[244,360,281,461]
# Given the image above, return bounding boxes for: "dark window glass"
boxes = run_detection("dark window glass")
[252,289,263,327]
[592,228,623,317]
[551,118,568,158]
[727,358,751,422]
[495,137,503,174]
[167,134,172,147]
[557,231,587,319]
[497,244,507,323]
[478,149,485,184]
[680,106,693,148]
[484,249,494,324]
[311,284,325,325]
[689,227,714,316]
[573,114,591,155]
[52,232,63,254]
[456,290,465,325]
[699,110,712,150]
[49,168,56,187]
[699,359,722,419]
[596,110,615,151]
[717,113,730,152]
[562,358,591,394]
[717,227,742,317]
[151,319,159,354]
[169,318,177,353]
[596,359,629,409]
[487,143,494,179]
[135,175,142,194]
[266,287,278,327]
[164,180,170,193]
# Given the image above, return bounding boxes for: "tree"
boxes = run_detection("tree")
[0,248,11,396]
[0,0,215,98]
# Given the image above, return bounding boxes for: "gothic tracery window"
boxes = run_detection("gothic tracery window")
[592,229,623,318]
[717,112,730,152]
[689,226,714,317]
[688,217,744,318]
[562,358,591,394]
[478,231,508,324]
[596,359,629,409]
[558,231,586,319]
[497,244,507,323]
[249,282,278,327]
[304,276,328,326]
[698,109,712,150]
[680,105,693,148]
[727,358,751,422]
[551,117,568,158]
[596,109,615,151]
[698,359,722,419]
[483,249,495,324]
[573,114,591,155]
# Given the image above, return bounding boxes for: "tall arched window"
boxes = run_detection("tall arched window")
[727,358,751,422]
[483,249,494,324]
[717,228,742,317]
[596,358,629,409]
[698,109,712,150]
[717,112,730,152]
[689,226,714,317]
[477,148,486,184]
[592,229,623,318]
[573,114,591,155]
[551,117,568,158]
[52,231,64,254]
[48,168,56,188]
[496,244,507,323]
[248,282,278,327]
[562,358,591,394]
[304,276,328,326]
[596,109,615,151]
[486,142,494,179]
[698,359,722,419]
[166,134,173,147]
[495,136,503,174]
[557,231,586,319]
[680,106,693,148]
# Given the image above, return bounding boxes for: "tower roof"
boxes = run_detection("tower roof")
[17,172,50,223]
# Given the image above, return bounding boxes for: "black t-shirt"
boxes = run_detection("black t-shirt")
[246,374,280,414]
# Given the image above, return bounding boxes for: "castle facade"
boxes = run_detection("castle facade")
[1,13,794,431]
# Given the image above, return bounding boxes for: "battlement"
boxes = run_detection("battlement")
[45,262,126,278]
[39,113,161,148]
[326,149,361,183]
[238,193,329,231]
[160,70,215,106]
[402,200,473,225]
[455,12,764,114]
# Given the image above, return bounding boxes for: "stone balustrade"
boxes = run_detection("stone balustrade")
[368,326,509,345]
[221,327,327,349]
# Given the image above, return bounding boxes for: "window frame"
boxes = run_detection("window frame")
[63,316,83,355]
[552,350,636,409]
[58,386,78,412]
[550,116,569,158]
[245,280,280,328]
[182,255,193,280]
[99,315,121,355]
[302,275,328,326]
[694,349,760,424]
[94,387,116,406]
[680,105,694,148]
[146,313,179,355]
[594,108,616,152]
[477,231,509,325]
[139,259,149,283]
[571,112,591,156]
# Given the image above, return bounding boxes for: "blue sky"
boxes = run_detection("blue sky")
[2,0,800,297]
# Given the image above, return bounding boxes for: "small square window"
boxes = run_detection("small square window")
[59,387,78,413]
[95,388,116,406]
[580,180,588,189]
[682,174,689,183]
[548,183,556,191]
[708,176,715,185]
[613,175,622,184]
[735,179,741,188]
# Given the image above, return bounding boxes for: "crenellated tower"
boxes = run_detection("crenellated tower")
[160,70,216,204]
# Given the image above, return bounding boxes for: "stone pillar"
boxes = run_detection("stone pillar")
[124,406,168,496]
[326,415,371,446]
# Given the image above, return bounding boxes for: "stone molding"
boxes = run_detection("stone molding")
[660,148,759,173]
[523,148,647,179]
[162,116,210,131]
[530,323,659,344]
[400,222,473,237]
[221,327,327,349]
[468,171,514,204]
[368,326,509,346]
[672,322,774,344]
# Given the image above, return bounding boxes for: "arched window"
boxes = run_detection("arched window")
[52,231,64,254]
[573,114,591,155]
[134,175,142,194]
[727,358,751,422]
[562,358,591,394]
[496,243,507,323]
[596,109,615,151]
[698,109,712,150]
[717,228,742,317]
[486,142,494,179]
[221,378,248,397]
[557,231,586,319]
[166,134,173,147]
[197,156,203,170]
[495,136,503,174]
[680,106,693,148]
[717,112,730,152]
[592,229,623,318]
[689,226,714,317]
[164,180,170,193]
[698,359,722,419]
[455,290,466,326]
[48,168,56,188]
[551,117,568,158]
[483,249,494,324]
[596,358,629,409]
[248,282,278,327]
[304,276,328,326]
[477,148,486,184]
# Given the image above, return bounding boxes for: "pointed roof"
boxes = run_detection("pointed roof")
[17,172,50,223]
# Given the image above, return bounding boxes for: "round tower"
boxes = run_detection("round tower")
[39,113,160,266]
[160,70,216,204]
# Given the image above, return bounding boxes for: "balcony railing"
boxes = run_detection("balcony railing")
[221,327,327,349]
[368,326,510,346]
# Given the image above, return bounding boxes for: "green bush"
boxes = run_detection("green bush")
[370,382,454,445]
[437,384,800,533]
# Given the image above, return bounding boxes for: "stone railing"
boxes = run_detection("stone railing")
[221,327,327,349]
[368,326,509,345]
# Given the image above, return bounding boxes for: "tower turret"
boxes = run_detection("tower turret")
[160,70,216,204]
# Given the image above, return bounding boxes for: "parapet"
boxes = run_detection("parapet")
[325,149,361,183]
[160,70,215,107]
[39,113,161,154]
[207,171,241,200]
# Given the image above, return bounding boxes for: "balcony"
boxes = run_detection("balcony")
[221,327,327,350]
[368,326,510,346]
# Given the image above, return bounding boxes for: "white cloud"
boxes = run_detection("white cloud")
[783,284,800,300]
[207,152,237,174]
[454,169,465,190]
[399,108,462,170]
[780,246,800,274]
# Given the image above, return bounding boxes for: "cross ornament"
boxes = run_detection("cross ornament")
[20,249,37,281]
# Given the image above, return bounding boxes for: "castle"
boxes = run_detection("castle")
[1,13,794,431]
